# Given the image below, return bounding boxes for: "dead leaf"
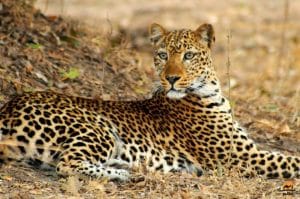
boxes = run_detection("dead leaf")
[180,190,192,199]
[12,80,23,94]
[85,180,110,199]
[25,64,33,73]
[2,175,13,181]
[278,123,292,135]
[282,179,296,191]
[47,15,59,21]
[256,119,274,128]
[29,189,43,195]
[87,180,107,191]
[61,176,81,196]
[35,71,48,83]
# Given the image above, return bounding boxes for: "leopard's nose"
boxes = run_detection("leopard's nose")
[166,76,181,85]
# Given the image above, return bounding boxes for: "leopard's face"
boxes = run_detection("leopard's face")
[150,23,219,99]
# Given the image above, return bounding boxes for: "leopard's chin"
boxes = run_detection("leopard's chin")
[166,90,186,99]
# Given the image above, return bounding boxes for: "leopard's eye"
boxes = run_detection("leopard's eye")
[184,52,195,60]
[158,52,168,60]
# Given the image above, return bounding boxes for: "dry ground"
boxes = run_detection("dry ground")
[0,0,300,198]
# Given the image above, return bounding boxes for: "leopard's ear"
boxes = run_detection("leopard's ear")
[149,23,167,46]
[195,23,215,48]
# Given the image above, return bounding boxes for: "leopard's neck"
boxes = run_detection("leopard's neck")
[148,85,231,116]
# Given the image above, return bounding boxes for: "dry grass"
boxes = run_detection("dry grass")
[1,164,300,198]
[1,0,300,198]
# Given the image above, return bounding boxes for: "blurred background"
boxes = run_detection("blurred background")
[0,1,300,198]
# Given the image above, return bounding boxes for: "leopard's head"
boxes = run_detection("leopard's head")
[149,23,220,99]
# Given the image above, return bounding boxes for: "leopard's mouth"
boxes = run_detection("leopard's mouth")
[167,81,213,99]
[164,78,205,99]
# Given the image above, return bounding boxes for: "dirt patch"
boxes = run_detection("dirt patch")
[1,0,300,198]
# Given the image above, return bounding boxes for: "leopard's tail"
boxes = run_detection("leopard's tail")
[230,122,300,178]
[246,150,300,178]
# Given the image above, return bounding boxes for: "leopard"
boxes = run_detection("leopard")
[0,23,299,181]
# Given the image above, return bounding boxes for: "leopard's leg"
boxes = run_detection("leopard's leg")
[56,125,130,181]
[56,158,130,181]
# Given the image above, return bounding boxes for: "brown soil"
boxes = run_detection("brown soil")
[0,0,300,198]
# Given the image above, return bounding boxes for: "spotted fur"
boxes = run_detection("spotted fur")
[0,23,299,181]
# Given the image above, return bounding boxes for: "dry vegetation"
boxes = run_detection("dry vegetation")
[0,0,300,198]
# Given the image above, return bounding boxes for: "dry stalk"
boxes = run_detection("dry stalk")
[291,88,300,126]
[60,0,64,14]
[97,15,114,99]
[226,31,232,103]
[100,60,105,98]
[226,28,235,168]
